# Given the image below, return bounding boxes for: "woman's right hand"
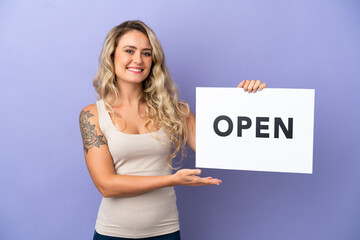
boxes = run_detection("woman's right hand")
[172,169,222,186]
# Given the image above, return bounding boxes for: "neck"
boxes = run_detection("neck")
[113,81,143,106]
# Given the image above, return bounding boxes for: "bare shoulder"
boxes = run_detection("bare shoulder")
[79,104,99,131]
[79,103,99,124]
[80,103,97,117]
[179,102,196,151]
[179,101,195,128]
[178,102,194,117]
[79,102,107,154]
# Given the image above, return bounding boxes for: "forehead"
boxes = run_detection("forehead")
[117,30,152,49]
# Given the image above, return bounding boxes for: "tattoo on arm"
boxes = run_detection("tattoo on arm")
[79,110,106,154]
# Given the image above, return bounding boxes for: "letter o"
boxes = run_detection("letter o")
[213,115,233,137]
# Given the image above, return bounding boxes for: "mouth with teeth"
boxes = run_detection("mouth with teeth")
[127,67,144,73]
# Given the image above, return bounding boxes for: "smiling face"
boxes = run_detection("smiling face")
[113,30,153,85]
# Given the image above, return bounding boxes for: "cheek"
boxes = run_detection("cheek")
[145,58,153,70]
[114,53,128,66]
[114,58,128,74]
[114,63,122,76]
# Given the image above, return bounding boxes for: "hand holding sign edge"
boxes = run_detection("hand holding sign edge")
[238,80,267,93]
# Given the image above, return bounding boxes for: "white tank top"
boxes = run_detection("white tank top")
[94,99,179,238]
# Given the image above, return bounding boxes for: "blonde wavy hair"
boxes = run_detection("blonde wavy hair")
[93,20,190,167]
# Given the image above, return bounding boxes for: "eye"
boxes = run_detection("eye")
[143,52,152,57]
[125,49,134,54]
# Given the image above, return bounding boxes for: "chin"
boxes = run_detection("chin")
[128,78,147,84]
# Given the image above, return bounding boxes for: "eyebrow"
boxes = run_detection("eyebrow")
[122,45,152,51]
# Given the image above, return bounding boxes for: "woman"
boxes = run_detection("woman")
[79,20,266,240]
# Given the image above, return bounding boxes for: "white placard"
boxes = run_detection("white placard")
[196,88,315,174]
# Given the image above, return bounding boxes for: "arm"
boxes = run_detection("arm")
[185,108,196,152]
[79,104,220,198]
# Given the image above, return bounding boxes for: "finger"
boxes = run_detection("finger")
[208,178,222,185]
[201,177,221,185]
[192,169,201,175]
[179,169,201,176]
[247,80,256,92]
[258,83,267,91]
[191,177,222,186]
[237,80,245,88]
[243,80,250,91]
[252,80,261,93]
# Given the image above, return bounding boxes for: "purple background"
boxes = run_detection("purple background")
[1,0,359,239]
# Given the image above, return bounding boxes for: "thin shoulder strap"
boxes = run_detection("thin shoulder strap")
[96,99,111,136]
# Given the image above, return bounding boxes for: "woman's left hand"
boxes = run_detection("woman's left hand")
[237,80,266,93]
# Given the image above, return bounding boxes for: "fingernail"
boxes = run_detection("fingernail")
[198,170,201,174]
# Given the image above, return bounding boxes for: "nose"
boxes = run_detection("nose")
[132,52,143,64]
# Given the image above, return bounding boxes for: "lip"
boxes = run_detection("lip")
[127,67,144,74]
